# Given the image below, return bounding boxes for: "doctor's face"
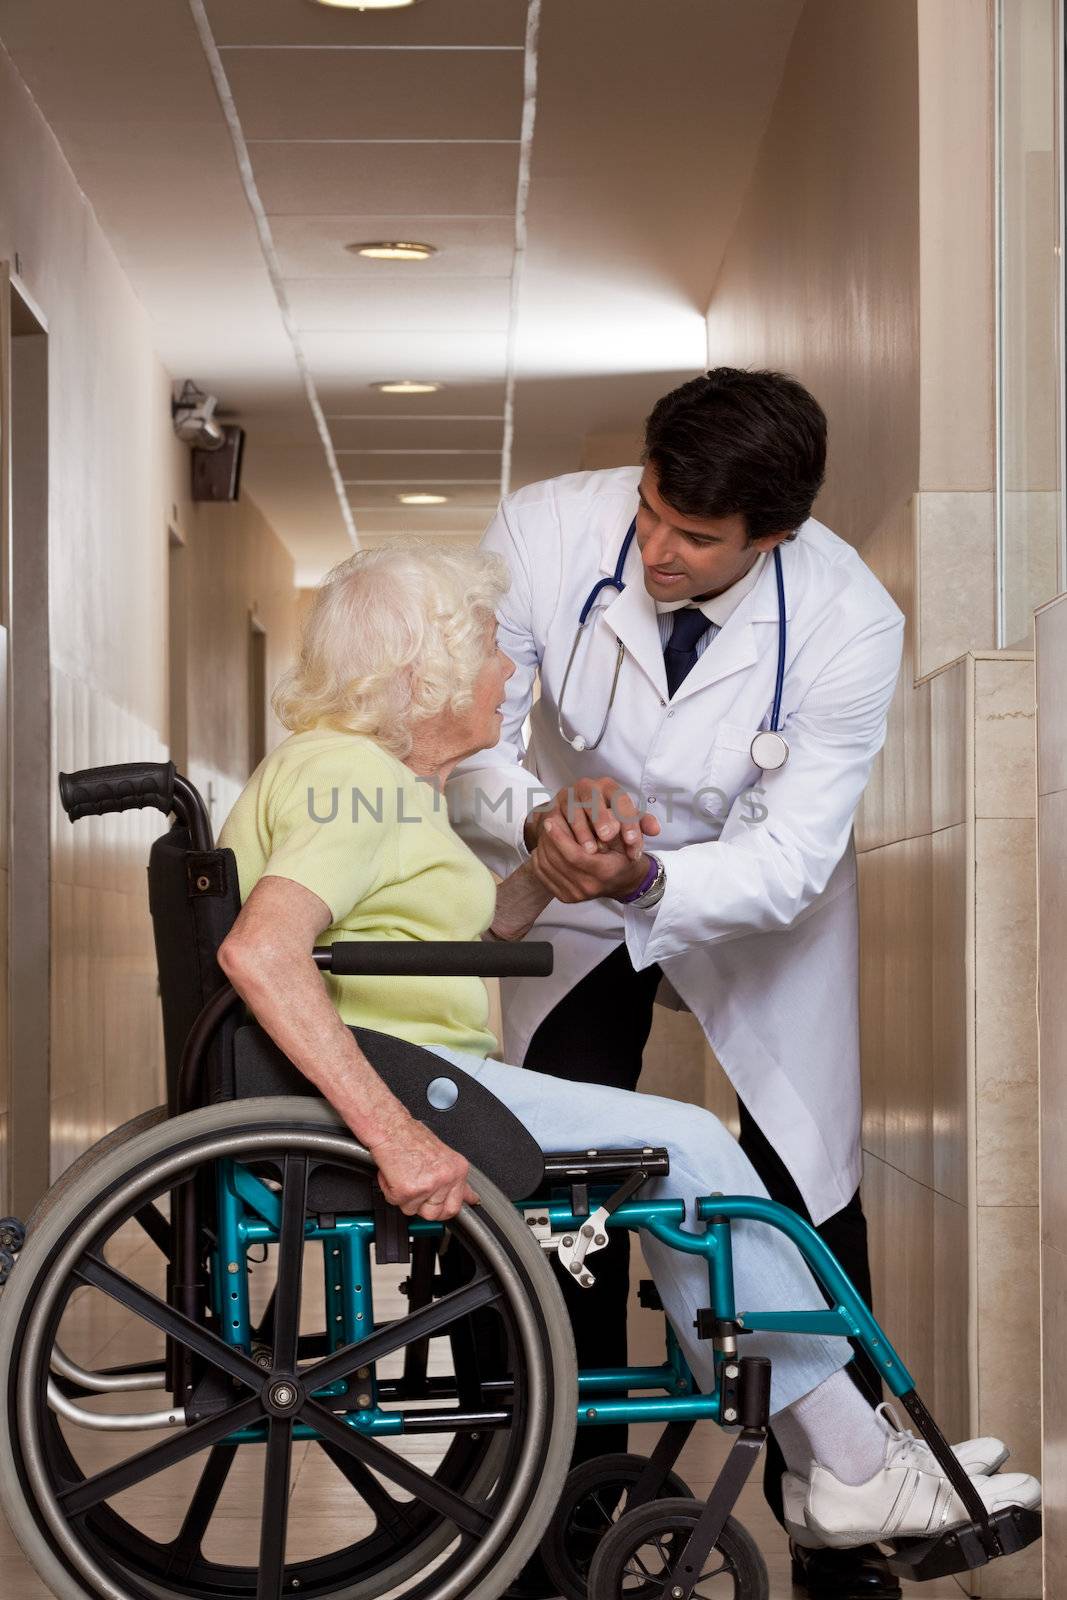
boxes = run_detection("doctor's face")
[635,468,791,603]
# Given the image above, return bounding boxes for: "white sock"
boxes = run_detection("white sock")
[771,1371,887,1486]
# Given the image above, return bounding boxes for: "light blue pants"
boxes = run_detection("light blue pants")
[428,1046,851,1415]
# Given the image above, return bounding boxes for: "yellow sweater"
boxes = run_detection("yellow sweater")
[219,728,498,1058]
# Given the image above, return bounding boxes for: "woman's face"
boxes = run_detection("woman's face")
[459,621,515,755]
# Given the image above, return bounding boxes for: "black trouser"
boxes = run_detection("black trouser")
[523,941,881,1515]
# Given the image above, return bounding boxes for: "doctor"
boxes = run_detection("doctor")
[448,368,905,1600]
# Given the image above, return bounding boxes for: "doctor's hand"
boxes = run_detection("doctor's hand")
[531,820,655,905]
[523,777,660,860]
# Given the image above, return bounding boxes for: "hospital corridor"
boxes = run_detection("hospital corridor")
[0,2,1063,1598]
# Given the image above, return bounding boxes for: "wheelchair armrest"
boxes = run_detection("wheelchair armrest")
[315,940,553,979]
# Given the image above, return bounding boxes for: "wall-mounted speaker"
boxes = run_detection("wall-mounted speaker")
[191,426,245,502]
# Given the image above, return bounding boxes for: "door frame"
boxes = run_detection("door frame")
[2,262,52,1215]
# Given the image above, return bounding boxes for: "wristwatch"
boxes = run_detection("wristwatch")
[622,853,666,910]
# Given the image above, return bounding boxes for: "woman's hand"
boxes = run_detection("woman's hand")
[367,1113,480,1220]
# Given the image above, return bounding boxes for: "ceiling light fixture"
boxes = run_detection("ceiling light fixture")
[347,241,437,262]
[311,0,422,10]
[372,380,443,395]
[399,493,449,506]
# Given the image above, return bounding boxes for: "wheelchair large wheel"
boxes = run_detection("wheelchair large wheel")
[587,1498,768,1600]
[0,1096,577,1600]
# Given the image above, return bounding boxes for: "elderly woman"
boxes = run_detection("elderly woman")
[217,546,1035,1551]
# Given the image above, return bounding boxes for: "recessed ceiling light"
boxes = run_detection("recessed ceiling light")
[347,241,437,262]
[372,380,443,395]
[399,493,449,506]
[311,0,422,10]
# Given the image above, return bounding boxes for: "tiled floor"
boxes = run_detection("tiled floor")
[0,1224,972,1600]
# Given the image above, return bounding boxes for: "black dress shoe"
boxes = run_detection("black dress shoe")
[789,1539,902,1599]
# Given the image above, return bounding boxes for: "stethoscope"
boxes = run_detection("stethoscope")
[556,517,790,771]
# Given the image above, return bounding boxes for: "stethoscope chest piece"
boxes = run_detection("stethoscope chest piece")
[750,729,789,772]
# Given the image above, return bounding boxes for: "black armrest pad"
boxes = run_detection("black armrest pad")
[232,1023,545,1201]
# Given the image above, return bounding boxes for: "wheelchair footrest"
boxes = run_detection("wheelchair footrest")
[885,1504,1042,1581]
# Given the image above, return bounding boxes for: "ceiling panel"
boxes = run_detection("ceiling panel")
[304,327,509,384]
[345,481,499,509]
[318,379,507,415]
[328,416,504,451]
[0,0,806,580]
[351,507,492,539]
[252,140,519,215]
[271,214,516,278]
[338,450,500,481]
[285,277,511,331]
[205,0,529,49]
[227,48,524,142]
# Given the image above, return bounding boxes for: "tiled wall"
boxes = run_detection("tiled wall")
[50,675,170,1180]
[1035,594,1067,1596]
[860,504,1041,1598]
[0,43,300,1196]
[46,486,299,1186]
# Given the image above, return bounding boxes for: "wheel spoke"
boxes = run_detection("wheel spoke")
[73,1254,265,1391]
[59,1396,264,1517]
[589,1487,618,1528]
[271,1156,308,1373]
[319,1440,421,1543]
[301,1397,492,1537]
[302,1274,502,1394]
[132,1202,172,1257]
[166,1444,238,1577]
[257,1418,294,1600]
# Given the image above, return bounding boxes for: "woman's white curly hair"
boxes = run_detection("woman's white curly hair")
[273,543,510,759]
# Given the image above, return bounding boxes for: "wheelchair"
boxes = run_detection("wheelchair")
[0,762,1042,1600]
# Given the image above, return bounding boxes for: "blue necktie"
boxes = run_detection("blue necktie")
[663,607,713,698]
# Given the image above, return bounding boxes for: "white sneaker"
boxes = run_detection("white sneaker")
[805,1404,1039,1552]
[874,1403,1009,1477]
[782,1405,1012,1549]
[805,1463,1040,1550]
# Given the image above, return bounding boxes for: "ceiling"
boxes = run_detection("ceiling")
[0,0,803,582]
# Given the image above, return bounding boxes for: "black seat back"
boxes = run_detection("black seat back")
[147,823,243,1111]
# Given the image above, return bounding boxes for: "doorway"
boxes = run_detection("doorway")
[2,268,51,1216]
[248,612,267,775]
[167,524,188,773]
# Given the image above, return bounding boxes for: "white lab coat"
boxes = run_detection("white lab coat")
[448,466,904,1224]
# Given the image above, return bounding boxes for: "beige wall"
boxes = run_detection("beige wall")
[705,0,919,550]
[0,41,298,1191]
[176,483,299,833]
[1036,594,1067,1597]
[704,5,1042,1592]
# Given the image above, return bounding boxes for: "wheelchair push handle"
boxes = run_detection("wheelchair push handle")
[59,762,215,851]
[59,761,176,823]
[317,939,553,979]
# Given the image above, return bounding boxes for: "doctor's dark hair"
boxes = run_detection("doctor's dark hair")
[643,368,827,541]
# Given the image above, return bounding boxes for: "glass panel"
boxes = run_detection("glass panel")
[997,0,1064,646]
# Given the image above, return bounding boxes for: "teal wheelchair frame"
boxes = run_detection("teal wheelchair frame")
[208,1155,1036,1591]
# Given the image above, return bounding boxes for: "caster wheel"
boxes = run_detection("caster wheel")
[0,1249,13,1287]
[587,1497,768,1600]
[0,1217,25,1254]
[542,1454,693,1600]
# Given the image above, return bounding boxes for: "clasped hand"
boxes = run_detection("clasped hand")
[525,777,661,903]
